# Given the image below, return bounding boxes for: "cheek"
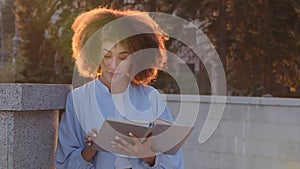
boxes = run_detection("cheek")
[100,60,108,69]
[118,61,131,72]
[124,61,132,70]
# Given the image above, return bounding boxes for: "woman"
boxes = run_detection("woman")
[54,7,184,169]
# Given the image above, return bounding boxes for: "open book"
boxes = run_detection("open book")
[91,118,193,155]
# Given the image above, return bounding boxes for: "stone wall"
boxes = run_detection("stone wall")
[167,95,300,169]
[0,84,299,169]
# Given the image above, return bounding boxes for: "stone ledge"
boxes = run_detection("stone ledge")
[0,83,72,111]
[166,94,300,107]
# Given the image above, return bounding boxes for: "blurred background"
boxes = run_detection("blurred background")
[0,0,299,97]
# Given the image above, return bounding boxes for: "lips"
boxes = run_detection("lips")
[107,72,120,78]
[108,72,114,77]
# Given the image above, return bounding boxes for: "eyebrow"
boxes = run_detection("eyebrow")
[102,49,130,55]
[118,51,130,55]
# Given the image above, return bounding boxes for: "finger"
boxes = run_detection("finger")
[84,135,89,140]
[110,140,134,155]
[115,136,134,148]
[84,133,95,147]
[128,132,137,138]
[84,137,93,147]
[92,128,100,134]
[87,131,97,139]
[146,133,153,138]
[86,142,92,147]
[84,135,93,143]
[142,135,153,146]
[146,135,153,141]
[128,132,142,145]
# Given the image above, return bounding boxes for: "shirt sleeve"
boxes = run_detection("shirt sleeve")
[140,150,184,169]
[54,92,95,169]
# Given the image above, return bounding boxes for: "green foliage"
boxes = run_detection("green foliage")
[0,62,15,83]
[0,34,15,83]
[13,0,118,84]
[165,0,300,97]
[224,0,300,97]
[12,0,299,97]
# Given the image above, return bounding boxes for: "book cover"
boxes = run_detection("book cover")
[91,118,193,155]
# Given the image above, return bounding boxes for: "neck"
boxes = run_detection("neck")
[99,75,130,94]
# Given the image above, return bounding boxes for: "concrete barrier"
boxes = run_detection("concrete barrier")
[0,84,71,169]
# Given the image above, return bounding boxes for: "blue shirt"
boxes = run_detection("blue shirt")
[54,79,184,169]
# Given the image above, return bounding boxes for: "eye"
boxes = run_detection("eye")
[103,54,111,59]
[119,55,128,61]
[119,57,127,61]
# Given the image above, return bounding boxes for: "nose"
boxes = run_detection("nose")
[109,58,119,70]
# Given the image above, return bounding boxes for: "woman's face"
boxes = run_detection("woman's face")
[100,41,132,84]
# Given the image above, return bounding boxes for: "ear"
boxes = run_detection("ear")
[98,64,102,73]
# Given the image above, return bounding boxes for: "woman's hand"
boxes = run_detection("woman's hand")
[81,128,99,162]
[110,132,156,166]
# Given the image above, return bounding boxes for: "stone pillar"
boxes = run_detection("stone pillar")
[0,84,71,169]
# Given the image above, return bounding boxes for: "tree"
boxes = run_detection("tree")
[15,0,56,82]
[226,0,300,97]
[13,0,300,97]
[14,0,106,83]
[161,0,300,97]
